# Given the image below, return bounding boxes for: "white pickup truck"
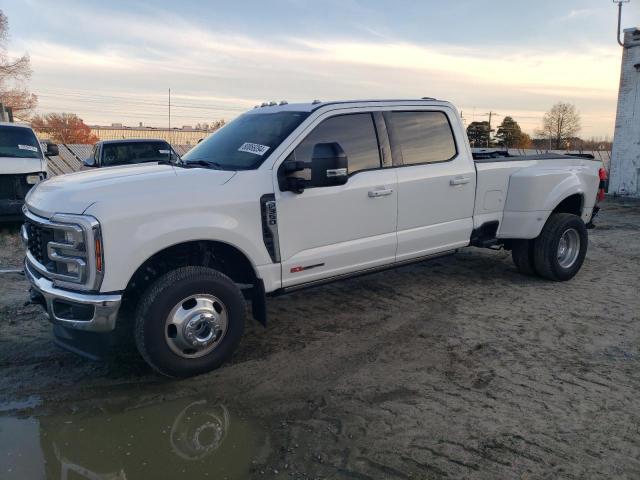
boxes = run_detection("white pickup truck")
[22,99,602,377]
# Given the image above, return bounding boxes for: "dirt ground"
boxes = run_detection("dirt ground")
[1,199,639,479]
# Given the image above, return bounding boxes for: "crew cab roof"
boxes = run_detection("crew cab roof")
[244,98,454,114]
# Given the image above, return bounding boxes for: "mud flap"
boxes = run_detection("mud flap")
[586,205,600,229]
[251,279,267,326]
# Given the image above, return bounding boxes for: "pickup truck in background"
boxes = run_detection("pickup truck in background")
[0,122,57,221]
[22,99,603,377]
[83,139,179,168]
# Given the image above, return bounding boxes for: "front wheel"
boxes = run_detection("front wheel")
[134,266,246,378]
[533,213,588,281]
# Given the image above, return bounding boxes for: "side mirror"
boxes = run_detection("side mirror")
[280,142,349,193]
[45,142,59,156]
[83,157,96,168]
[310,143,348,188]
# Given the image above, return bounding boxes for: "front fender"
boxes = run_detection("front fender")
[86,204,272,292]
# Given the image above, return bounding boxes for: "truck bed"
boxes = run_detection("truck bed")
[472,154,601,239]
[474,152,595,163]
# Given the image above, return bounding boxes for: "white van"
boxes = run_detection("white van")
[0,122,56,221]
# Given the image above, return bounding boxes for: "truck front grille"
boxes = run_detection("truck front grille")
[24,220,57,273]
[0,174,32,200]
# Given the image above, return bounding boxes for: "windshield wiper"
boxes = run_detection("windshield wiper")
[183,159,234,170]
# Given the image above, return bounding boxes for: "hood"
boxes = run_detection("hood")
[26,164,236,217]
[0,156,46,175]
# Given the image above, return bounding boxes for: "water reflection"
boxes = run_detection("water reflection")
[1,397,269,480]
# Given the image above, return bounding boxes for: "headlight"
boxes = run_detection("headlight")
[26,174,44,185]
[24,209,104,292]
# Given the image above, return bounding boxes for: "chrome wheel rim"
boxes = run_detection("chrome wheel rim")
[557,228,580,269]
[165,294,228,358]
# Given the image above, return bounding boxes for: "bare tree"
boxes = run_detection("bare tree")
[536,102,581,150]
[0,10,37,119]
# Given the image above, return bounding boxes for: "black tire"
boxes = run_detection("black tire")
[533,213,588,282]
[134,266,245,378]
[511,239,537,276]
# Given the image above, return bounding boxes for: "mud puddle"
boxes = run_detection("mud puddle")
[0,395,270,480]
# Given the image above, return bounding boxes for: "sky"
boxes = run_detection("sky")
[2,0,639,137]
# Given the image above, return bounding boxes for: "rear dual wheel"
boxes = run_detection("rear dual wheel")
[512,213,588,282]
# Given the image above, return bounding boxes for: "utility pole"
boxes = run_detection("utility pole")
[483,111,499,147]
[168,88,171,130]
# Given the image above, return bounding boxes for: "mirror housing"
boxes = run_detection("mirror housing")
[83,157,96,168]
[310,143,348,188]
[280,142,348,193]
[45,142,59,156]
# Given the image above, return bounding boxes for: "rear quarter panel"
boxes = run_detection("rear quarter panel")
[475,158,599,239]
[497,158,600,238]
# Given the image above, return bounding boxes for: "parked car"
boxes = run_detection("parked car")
[22,99,602,377]
[83,139,179,168]
[0,122,56,221]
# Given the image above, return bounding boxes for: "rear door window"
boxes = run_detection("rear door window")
[387,111,457,165]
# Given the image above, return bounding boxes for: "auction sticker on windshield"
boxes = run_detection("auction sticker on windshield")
[238,142,270,156]
[18,144,38,152]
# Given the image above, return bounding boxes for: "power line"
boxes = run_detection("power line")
[34,89,250,110]
[35,93,246,113]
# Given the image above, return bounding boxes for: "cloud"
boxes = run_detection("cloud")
[16,4,620,136]
[560,8,599,21]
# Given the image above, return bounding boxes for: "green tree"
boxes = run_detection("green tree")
[466,121,492,147]
[495,116,523,149]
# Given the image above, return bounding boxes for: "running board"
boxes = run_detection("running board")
[273,250,457,296]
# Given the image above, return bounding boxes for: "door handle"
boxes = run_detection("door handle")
[368,188,394,198]
[450,176,471,186]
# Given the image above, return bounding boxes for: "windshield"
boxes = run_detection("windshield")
[182,111,309,170]
[102,141,178,166]
[0,126,42,159]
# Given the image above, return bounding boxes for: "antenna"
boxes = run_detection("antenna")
[614,0,631,47]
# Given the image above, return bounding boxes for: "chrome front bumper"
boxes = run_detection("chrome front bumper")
[25,261,122,333]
